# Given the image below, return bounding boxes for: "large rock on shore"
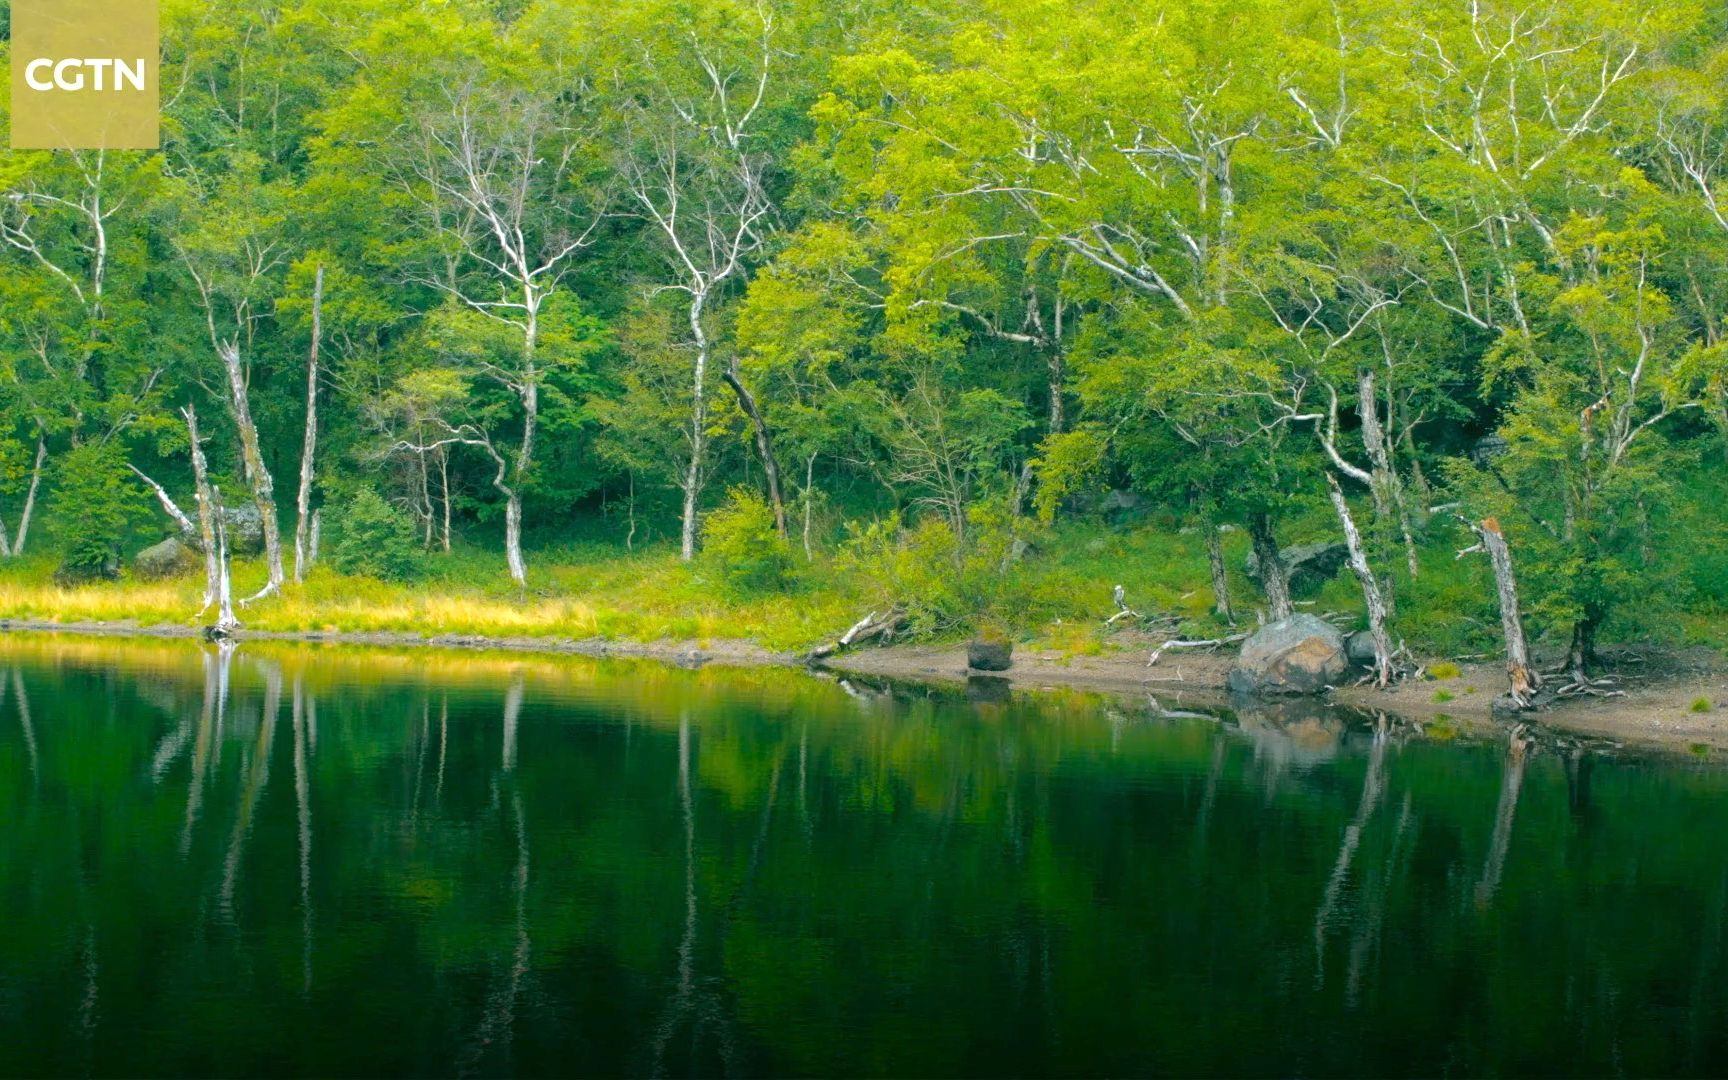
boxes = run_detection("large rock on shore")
[1245,542,1348,596]
[1227,614,1349,696]
[967,639,1013,671]
[134,537,200,580]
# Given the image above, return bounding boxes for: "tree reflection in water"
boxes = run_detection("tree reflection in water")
[1,636,1727,1077]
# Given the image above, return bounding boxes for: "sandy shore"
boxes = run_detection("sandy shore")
[1,617,1723,752]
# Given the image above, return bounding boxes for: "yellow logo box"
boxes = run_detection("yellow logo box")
[10,0,160,150]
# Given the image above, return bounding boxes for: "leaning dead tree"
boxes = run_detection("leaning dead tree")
[1327,472,1396,687]
[1457,516,1541,708]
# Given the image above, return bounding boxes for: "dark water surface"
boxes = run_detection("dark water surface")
[1,635,1726,1077]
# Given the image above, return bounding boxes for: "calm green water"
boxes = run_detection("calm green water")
[1,636,1726,1077]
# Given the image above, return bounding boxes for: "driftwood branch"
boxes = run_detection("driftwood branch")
[1147,633,1249,667]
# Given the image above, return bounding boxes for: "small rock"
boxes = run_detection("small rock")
[1227,614,1348,696]
[968,639,1013,671]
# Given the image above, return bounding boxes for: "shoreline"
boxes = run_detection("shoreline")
[2,617,1724,752]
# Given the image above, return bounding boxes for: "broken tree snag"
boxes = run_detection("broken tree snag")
[184,405,220,615]
[208,483,240,638]
[1247,512,1293,621]
[1326,473,1395,688]
[293,264,324,585]
[1457,516,1541,708]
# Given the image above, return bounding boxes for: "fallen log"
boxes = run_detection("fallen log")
[806,608,906,662]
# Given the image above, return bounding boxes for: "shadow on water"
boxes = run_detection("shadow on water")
[0,633,1726,1077]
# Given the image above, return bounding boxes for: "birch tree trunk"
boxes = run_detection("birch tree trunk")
[184,406,220,615]
[1327,473,1394,687]
[680,292,709,563]
[217,341,284,601]
[293,265,323,584]
[498,309,538,590]
[1247,512,1293,621]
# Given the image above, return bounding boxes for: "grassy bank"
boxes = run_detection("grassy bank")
[4,511,1725,664]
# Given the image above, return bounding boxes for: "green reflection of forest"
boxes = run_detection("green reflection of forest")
[1,634,1728,1077]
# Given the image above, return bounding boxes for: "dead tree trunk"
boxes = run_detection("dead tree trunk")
[1459,516,1542,708]
[210,484,240,636]
[11,433,45,556]
[216,341,284,602]
[1357,370,1420,579]
[184,406,220,615]
[1204,514,1233,625]
[293,265,323,585]
[1327,473,1393,687]
[722,359,788,539]
[1247,512,1293,621]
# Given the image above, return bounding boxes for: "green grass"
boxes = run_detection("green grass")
[3,510,1726,662]
[1691,697,1714,714]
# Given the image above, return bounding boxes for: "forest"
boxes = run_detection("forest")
[0,0,1726,692]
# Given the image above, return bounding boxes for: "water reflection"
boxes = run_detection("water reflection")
[1,635,1728,1077]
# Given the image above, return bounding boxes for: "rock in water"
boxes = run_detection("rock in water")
[134,537,200,580]
[1244,542,1349,595]
[1227,614,1348,695]
[967,639,1013,671]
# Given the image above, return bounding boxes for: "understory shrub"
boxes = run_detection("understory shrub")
[329,488,422,582]
[703,487,792,594]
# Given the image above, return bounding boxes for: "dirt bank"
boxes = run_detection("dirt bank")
[2,617,1723,752]
[819,632,1728,753]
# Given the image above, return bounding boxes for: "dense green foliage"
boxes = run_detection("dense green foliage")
[0,0,1726,664]
[327,487,423,582]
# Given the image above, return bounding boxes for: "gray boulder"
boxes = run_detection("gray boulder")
[221,502,265,555]
[1227,614,1348,695]
[1343,629,1379,668]
[134,537,200,580]
[1244,542,1348,596]
[967,639,1013,671]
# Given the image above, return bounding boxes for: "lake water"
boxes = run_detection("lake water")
[1,635,1726,1077]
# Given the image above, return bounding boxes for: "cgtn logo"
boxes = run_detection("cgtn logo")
[22,59,151,94]
[9,0,159,150]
